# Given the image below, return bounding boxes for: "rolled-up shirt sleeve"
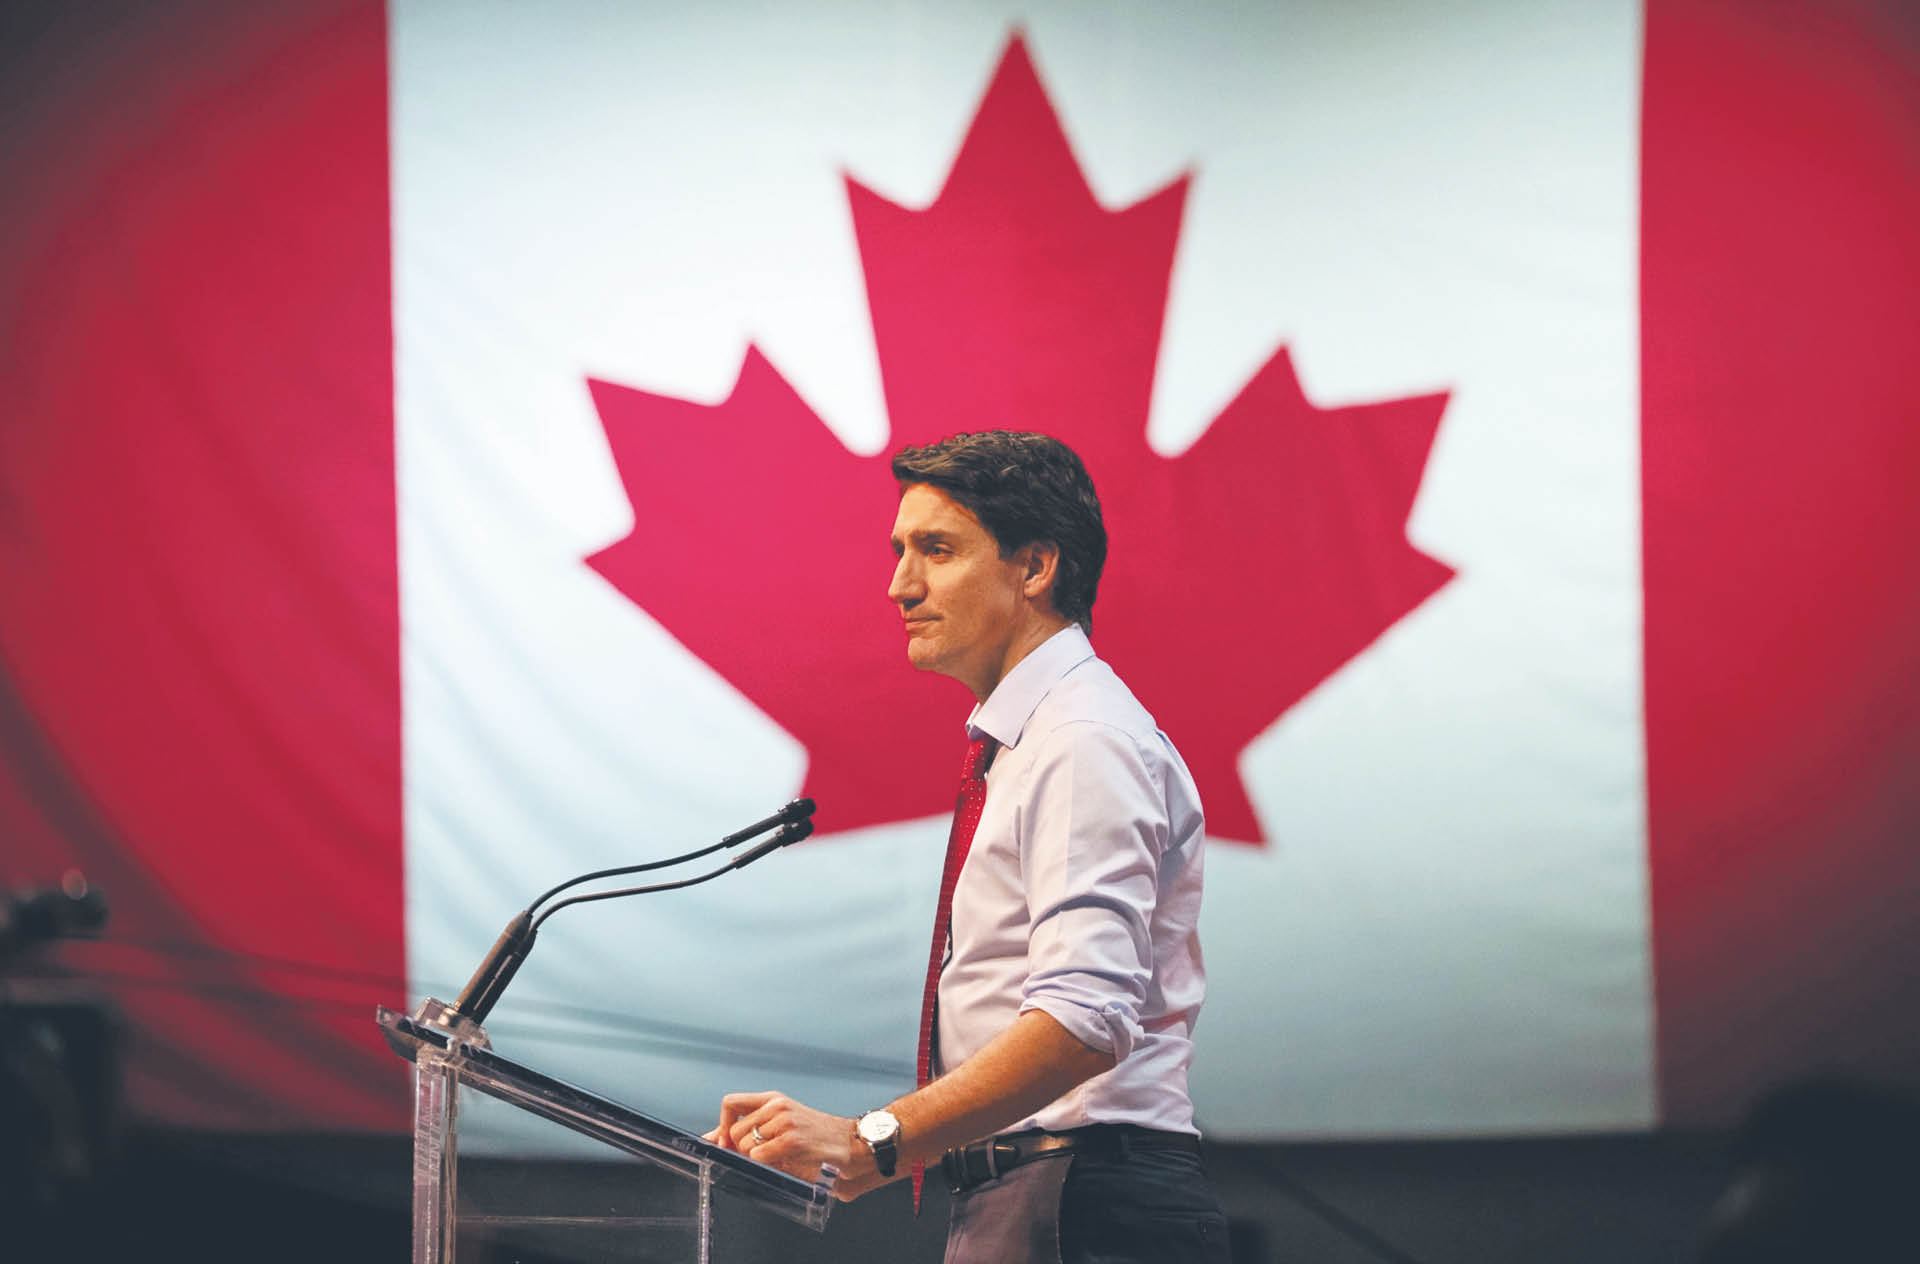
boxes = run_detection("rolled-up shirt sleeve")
[1014,719,1167,1065]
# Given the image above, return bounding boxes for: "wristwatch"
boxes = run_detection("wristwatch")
[855,1108,901,1177]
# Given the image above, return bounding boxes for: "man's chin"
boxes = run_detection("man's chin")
[904,640,949,676]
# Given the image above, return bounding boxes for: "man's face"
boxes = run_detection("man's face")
[888,483,1031,699]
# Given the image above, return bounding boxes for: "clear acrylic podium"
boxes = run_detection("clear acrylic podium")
[378,1002,834,1263]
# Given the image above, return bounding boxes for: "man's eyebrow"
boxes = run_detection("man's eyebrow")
[891,528,955,554]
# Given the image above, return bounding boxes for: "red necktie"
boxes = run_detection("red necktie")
[912,734,996,1209]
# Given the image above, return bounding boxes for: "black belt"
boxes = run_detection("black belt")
[941,1124,1201,1195]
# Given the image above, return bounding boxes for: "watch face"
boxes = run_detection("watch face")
[858,1110,899,1144]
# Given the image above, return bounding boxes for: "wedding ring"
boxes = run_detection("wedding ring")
[751,1125,767,1146]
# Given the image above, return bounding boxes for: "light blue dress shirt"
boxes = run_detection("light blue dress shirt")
[940,625,1208,1136]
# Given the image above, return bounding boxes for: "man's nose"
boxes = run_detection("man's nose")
[888,555,922,607]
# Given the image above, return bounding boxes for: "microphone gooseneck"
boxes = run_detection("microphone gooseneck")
[532,817,815,929]
[526,797,815,915]
[442,803,817,1028]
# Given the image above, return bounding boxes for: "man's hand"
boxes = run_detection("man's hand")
[704,1091,887,1202]
[705,1011,1112,1204]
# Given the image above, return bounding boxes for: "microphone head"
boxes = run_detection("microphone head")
[786,797,817,821]
[729,815,817,872]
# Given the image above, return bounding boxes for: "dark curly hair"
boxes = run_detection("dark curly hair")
[891,431,1107,634]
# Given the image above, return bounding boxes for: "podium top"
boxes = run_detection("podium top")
[378,1005,833,1231]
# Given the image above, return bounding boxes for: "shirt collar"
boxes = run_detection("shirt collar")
[966,625,1094,749]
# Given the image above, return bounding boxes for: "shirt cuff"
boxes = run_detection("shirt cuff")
[1018,992,1140,1065]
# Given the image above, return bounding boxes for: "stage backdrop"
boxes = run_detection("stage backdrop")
[2,0,1914,1139]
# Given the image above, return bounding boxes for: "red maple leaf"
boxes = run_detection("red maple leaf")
[586,36,1453,843]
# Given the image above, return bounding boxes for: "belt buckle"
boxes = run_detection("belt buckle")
[942,1142,982,1195]
[944,1136,1015,1195]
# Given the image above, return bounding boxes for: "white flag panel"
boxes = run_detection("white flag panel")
[393,0,1650,1137]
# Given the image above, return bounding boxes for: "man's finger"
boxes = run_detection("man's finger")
[715,1099,754,1150]
[716,1091,784,1152]
[729,1110,770,1151]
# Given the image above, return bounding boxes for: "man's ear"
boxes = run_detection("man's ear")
[1020,541,1061,603]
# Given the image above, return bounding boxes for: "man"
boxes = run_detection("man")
[712,431,1226,1263]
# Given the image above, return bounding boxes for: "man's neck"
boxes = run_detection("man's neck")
[969,614,1074,702]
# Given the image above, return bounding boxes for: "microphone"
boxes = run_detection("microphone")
[727,816,816,871]
[442,804,817,1028]
[535,818,815,919]
[527,797,814,912]
[448,909,535,1029]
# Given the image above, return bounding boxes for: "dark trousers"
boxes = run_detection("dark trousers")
[945,1143,1230,1264]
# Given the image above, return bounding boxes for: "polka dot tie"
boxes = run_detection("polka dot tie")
[911,734,996,1211]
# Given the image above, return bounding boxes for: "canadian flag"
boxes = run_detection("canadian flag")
[2,0,1913,1140]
